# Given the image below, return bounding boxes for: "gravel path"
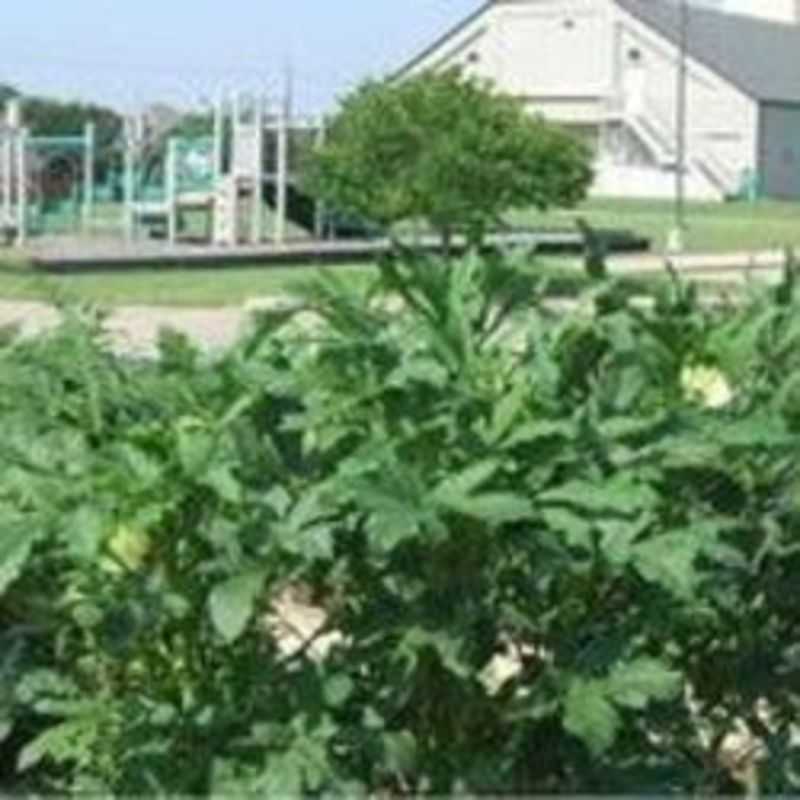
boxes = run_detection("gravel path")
[0,300,260,357]
[0,251,785,357]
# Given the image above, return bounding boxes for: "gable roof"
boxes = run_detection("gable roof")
[616,0,800,104]
[393,2,492,79]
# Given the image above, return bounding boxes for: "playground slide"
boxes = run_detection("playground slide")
[263,180,379,240]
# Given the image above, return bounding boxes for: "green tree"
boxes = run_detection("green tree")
[0,84,20,108]
[1,88,123,182]
[309,68,593,252]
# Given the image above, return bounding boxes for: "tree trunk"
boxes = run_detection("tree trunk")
[440,226,453,260]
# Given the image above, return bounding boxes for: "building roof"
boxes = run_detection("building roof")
[393,2,492,79]
[616,0,800,104]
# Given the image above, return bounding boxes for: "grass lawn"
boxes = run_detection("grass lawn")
[515,197,800,253]
[4,195,795,307]
[1,253,643,308]
[0,258,379,307]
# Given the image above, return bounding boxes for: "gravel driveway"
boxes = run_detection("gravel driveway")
[0,300,259,357]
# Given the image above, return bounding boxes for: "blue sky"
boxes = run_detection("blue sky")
[0,1,480,113]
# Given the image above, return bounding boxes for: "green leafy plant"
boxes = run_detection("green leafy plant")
[2,255,800,795]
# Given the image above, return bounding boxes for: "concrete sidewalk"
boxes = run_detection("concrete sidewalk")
[0,300,250,357]
[611,247,793,283]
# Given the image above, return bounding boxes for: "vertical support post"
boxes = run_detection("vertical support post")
[123,119,135,243]
[6,99,21,130]
[167,137,178,245]
[2,132,11,227]
[314,117,327,240]
[16,128,27,246]
[251,93,264,244]
[213,91,224,185]
[83,122,95,235]
[230,92,243,243]
[274,93,289,246]
[670,0,689,254]
[231,91,242,175]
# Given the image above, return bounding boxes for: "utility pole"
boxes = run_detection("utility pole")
[669,0,689,253]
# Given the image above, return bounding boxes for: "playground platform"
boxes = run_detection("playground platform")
[26,228,651,271]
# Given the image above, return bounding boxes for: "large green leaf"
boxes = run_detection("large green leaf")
[503,419,574,449]
[488,382,528,444]
[439,492,534,525]
[252,751,305,796]
[209,571,266,644]
[606,658,681,710]
[176,422,215,477]
[0,520,40,596]
[541,506,593,551]
[323,674,355,708]
[383,731,418,775]
[63,505,107,561]
[432,460,499,504]
[632,532,702,598]
[431,459,533,523]
[598,518,650,566]
[563,678,620,756]
[539,476,656,517]
[202,464,243,505]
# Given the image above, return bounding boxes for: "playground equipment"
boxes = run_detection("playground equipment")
[2,83,375,250]
[0,100,25,244]
[0,99,95,245]
[123,89,343,247]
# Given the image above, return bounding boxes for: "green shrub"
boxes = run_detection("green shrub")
[2,257,800,794]
[309,69,593,251]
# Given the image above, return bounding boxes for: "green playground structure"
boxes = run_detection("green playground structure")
[1,99,96,244]
[1,86,378,249]
[121,90,377,247]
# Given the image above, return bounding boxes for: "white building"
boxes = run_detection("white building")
[399,0,800,200]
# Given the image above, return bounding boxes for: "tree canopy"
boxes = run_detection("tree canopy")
[309,68,594,248]
[1,85,123,177]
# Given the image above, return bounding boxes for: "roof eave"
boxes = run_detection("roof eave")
[390,1,494,82]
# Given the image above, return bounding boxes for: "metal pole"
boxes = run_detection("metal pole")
[123,118,135,242]
[670,0,689,253]
[16,128,27,246]
[274,90,289,246]
[314,117,326,240]
[213,90,224,185]
[83,122,95,234]
[167,137,178,245]
[2,131,11,226]
[251,93,264,244]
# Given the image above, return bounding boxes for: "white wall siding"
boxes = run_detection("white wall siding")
[492,0,614,96]
[521,98,607,124]
[592,162,721,198]
[613,4,759,188]
[402,0,764,200]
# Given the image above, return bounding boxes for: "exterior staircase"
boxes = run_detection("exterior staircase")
[602,94,742,200]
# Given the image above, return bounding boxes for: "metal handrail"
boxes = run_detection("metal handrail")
[606,91,739,193]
